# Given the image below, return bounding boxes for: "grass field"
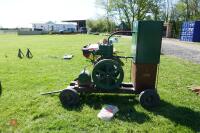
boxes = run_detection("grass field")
[0,34,200,133]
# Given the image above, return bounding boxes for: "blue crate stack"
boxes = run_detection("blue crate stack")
[180,21,200,42]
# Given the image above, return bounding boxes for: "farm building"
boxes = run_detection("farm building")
[62,20,86,32]
[32,21,77,32]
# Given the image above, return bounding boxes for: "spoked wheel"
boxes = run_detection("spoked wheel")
[139,89,160,108]
[59,88,80,107]
[92,59,124,90]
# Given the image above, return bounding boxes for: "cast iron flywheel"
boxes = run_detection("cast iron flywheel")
[92,59,124,90]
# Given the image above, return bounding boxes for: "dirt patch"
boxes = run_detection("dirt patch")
[161,38,200,64]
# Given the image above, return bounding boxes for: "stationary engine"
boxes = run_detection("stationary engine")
[80,39,124,90]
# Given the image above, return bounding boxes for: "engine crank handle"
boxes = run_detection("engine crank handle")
[40,89,64,95]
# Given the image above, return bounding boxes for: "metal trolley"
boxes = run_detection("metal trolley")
[43,21,163,109]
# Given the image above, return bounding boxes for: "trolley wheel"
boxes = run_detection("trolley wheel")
[59,88,80,107]
[139,89,160,108]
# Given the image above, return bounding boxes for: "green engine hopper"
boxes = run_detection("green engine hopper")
[132,21,163,92]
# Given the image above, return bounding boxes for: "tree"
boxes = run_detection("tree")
[95,0,200,33]
[87,18,116,32]
[171,0,200,21]
[95,0,113,32]
[96,0,164,30]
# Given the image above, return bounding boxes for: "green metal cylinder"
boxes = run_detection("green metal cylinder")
[77,70,91,86]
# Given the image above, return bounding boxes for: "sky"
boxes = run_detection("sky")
[0,0,104,28]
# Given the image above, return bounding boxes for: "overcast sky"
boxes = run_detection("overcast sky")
[0,0,104,28]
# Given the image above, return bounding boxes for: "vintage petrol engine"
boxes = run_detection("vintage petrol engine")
[79,38,125,90]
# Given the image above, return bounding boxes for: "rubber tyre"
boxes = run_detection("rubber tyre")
[59,88,80,107]
[139,89,160,108]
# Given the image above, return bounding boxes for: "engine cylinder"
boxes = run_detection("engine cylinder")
[77,70,91,87]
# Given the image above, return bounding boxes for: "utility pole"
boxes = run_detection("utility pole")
[186,0,189,21]
[106,0,111,32]
[166,0,170,22]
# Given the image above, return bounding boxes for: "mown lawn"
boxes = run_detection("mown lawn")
[0,34,200,133]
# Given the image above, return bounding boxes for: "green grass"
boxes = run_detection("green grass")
[0,34,200,133]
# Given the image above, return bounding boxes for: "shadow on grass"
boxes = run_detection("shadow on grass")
[63,94,150,124]
[149,100,200,132]
[62,94,200,131]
